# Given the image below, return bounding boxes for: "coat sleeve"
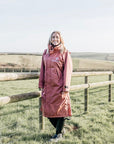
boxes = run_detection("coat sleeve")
[63,51,73,92]
[39,49,46,89]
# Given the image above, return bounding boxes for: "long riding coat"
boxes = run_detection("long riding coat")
[39,45,72,118]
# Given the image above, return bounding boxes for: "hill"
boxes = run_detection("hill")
[0,53,114,72]
[71,52,114,61]
[72,58,114,71]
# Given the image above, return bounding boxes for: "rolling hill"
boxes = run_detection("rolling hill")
[0,52,114,72]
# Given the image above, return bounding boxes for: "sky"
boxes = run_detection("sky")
[0,0,114,53]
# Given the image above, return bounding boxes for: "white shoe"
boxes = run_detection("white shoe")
[49,133,63,142]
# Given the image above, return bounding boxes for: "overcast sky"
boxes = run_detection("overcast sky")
[0,0,114,53]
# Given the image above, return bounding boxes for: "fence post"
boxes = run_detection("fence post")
[84,76,89,112]
[109,74,112,102]
[39,91,44,130]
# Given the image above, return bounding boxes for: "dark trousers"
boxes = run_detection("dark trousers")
[48,117,65,134]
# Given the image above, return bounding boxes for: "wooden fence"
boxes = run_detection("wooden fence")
[0,71,114,130]
[0,67,40,72]
[1,67,114,73]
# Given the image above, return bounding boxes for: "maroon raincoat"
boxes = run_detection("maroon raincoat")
[39,44,72,118]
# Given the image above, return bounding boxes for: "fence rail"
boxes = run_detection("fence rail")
[0,72,39,81]
[0,92,41,106]
[0,71,113,81]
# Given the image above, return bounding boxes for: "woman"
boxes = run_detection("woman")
[39,31,72,142]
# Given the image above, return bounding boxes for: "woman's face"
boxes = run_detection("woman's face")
[51,32,61,46]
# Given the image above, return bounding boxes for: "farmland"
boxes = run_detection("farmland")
[0,53,114,71]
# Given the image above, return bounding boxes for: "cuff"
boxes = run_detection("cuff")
[63,86,69,92]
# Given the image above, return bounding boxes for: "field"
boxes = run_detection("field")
[71,52,114,61]
[0,54,42,69]
[0,75,114,144]
[1,54,114,71]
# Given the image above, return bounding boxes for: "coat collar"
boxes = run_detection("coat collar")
[47,43,64,55]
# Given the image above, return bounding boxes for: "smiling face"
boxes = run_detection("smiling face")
[51,32,61,46]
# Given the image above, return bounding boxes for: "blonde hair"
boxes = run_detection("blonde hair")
[48,31,66,52]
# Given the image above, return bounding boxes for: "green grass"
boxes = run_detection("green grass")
[0,75,114,144]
